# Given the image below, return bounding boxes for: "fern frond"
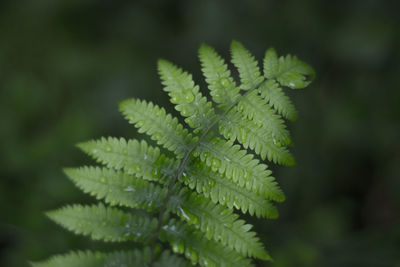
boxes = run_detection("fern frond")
[198,44,240,108]
[40,41,314,266]
[258,79,298,121]
[170,188,271,260]
[64,166,166,210]
[154,250,192,267]
[47,204,157,242]
[194,137,285,201]
[182,161,285,212]
[161,219,256,266]
[77,137,175,183]
[219,111,295,165]
[119,99,196,158]
[31,249,152,267]
[158,59,217,133]
[231,40,264,90]
[237,89,291,145]
[263,47,315,89]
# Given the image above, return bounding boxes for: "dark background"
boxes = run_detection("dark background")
[1,0,399,266]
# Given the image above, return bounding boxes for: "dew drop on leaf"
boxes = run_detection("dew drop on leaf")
[136,120,144,127]
[221,78,230,87]
[179,207,199,225]
[202,151,210,159]
[211,158,221,169]
[180,106,190,116]
[124,186,135,192]
[135,165,143,173]
[170,92,181,104]
[172,243,180,253]
[151,167,161,178]
[183,90,195,103]
[153,132,162,141]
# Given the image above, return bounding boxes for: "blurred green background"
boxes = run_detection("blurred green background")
[1,0,399,266]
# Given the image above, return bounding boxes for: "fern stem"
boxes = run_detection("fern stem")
[148,81,264,266]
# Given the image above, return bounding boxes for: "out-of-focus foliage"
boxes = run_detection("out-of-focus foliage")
[0,0,399,266]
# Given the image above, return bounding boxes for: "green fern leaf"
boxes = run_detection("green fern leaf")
[194,136,289,196]
[174,189,271,260]
[231,40,264,90]
[77,136,283,214]
[154,250,192,267]
[237,89,291,145]
[161,219,256,266]
[219,111,295,165]
[258,79,298,121]
[47,204,157,242]
[198,44,240,108]
[31,249,152,267]
[77,137,175,183]
[158,59,217,132]
[38,41,314,266]
[119,99,196,158]
[64,166,166,210]
[182,161,285,212]
[263,47,315,89]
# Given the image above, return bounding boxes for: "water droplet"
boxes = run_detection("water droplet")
[221,78,230,87]
[179,207,199,225]
[183,90,195,103]
[122,148,128,155]
[105,144,112,152]
[170,92,181,104]
[224,222,233,228]
[172,243,180,253]
[211,158,221,169]
[153,132,162,141]
[223,156,231,162]
[152,167,161,178]
[124,232,134,239]
[92,149,98,154]
[100,177,106,183]
[201,258,209,266]
[101,219,108,226]
[212,89,220,98]
[202,152,210,159]
[135,165,142,173]
[124,186,135,192]
[146,200,154,208]
[180,106,191,117]
[136,120,144,127]
[221,195,226,203]
[207,178,215,187]
[272,137,282,147]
